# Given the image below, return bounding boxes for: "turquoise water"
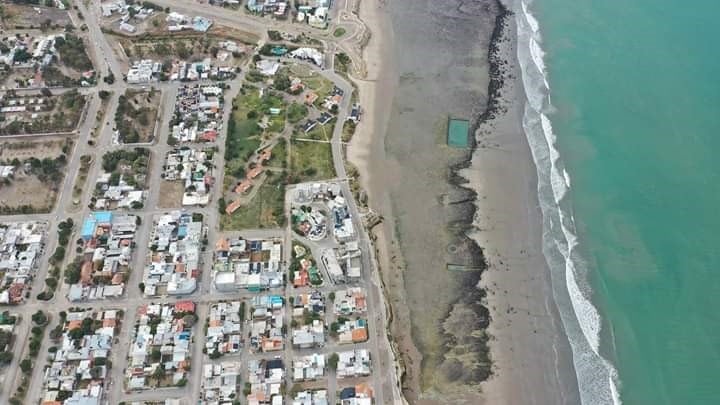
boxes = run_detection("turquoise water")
[527,0,720,403]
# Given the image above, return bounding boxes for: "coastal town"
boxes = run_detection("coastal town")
[0,1,400,405]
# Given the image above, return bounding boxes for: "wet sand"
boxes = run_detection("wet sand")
[348,0,579,404]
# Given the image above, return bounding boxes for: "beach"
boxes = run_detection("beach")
[348,0,580,403]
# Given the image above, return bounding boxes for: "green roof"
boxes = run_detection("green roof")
[447,118,470,148]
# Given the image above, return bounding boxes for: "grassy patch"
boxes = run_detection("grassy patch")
[55,34,93,72]
[289,139,335,182]
[221,174,286,230]
[115,88,160,143]
[267,138,287,168]
[333,27,347,38]
[342,120,357,143]
[224,87,289,187]
[287,102,308,124]
[71,155,92,205]
[334,52,351,75]
[299,122,332,141]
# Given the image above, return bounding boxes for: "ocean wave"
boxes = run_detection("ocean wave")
[515,0,622,404]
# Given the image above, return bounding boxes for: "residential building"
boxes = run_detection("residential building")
[200,361,241,404]
[163,148,215,206]
[247,358,284,405]
[0,221,46,304]
[336,349,371,379]
[249,295,284,352]
[41,309,121,404]
[143,212,203,296]
[125,302,195,389]
[213,237,283,292]
[292,353,325,382]
[205,301,243,355]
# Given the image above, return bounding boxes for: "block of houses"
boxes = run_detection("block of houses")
[163,148,215,206]
[41,309,121,404]
[339,383,374,405]
[171,84,225,143]
[247,358,285,405]
[333,287,367,315]
[249,295,285,353]
[200,361,241,404]
[292,320,325,349]
[69,212,137,301]
[143,212,203,296]
[213,237,283,292]
[336,349,371,379]
[125,303,195,389]
[293,390,329,405]
[0,221,47,304]
[292,353,325,382]
[335,319,368,344]
[205,301,243,355]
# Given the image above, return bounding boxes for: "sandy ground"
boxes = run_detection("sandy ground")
[461,11,581,404]
[348,0,580,404]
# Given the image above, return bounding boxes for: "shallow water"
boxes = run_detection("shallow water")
[381,0,500,397]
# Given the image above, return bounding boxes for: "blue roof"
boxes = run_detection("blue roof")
[178,225,188,238]
[81,219,97,239]
[340,387,356,399]
[93,211,113,223]
[270,296,283,305]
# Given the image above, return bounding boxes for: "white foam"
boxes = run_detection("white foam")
[515,1,623,404]
[521,0,540,33]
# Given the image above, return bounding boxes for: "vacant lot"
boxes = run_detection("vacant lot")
[158,181,184,209]
[289,139,335,183]
[43,34,96,87]
[221,174,286,230]
[223,87,287,193]
[115,88,161,143]
[0,4,72,29]
[0,137,72,214]
[0,136,72,161]
[0,90,87,135]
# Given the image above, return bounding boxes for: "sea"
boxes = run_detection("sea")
[514,0,720,404]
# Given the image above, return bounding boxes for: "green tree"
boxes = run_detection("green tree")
[20,358,32,374]
[31,310,47,326]
[327,353,339,370]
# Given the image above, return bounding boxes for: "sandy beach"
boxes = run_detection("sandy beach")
[347,0,580,404]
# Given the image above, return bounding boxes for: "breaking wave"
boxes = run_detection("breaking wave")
[515,0,622,404]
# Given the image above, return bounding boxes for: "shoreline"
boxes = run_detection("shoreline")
[463,1,582,403]
[347,0,580,403]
